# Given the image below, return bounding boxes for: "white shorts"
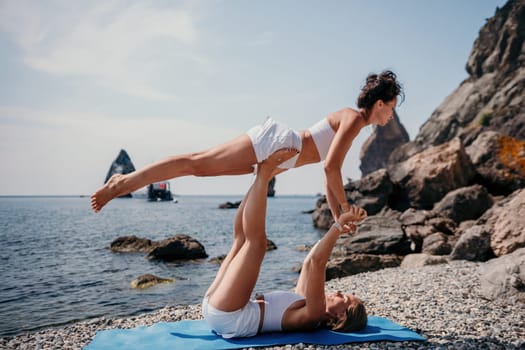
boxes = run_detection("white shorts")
[202,297,261,338]
[246,117,302,169]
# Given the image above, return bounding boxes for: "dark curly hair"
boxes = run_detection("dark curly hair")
[357,70,404,111]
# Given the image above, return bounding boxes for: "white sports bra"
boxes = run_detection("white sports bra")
[261,291,304,333]
[308,118,336,161]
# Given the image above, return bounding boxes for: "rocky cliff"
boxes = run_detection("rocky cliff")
[312,0,525,287]
[391,0,524,161]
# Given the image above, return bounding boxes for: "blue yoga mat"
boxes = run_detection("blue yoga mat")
[84,316,425,350]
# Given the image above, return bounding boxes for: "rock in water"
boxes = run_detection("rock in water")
[104,149,136,197]
[267,176,276,197]
[110,235,154,253]
[130,274,174,289]
[147,234,208,261]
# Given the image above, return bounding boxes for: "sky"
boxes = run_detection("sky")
[0,0,507,196]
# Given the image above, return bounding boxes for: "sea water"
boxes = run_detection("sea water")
[0,195,323,336]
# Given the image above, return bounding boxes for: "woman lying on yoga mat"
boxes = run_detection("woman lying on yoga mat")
[202,148,368,339]
[91,70,402,221]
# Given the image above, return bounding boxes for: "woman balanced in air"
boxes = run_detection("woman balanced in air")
[91,70,403,220]
[202,149,368,338]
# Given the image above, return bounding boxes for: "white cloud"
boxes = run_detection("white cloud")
[0,0,202,100]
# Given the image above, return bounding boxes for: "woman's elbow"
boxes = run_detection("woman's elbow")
[323,163,339,176]
[303,256,326,272]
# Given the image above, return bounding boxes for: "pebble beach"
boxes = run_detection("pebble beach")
[2,260,523,350]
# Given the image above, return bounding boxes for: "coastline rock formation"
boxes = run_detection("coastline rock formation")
[312,0,525,294]
[104,149,136,198]
[110,234,208,261]
[359,111,410,176]
[392,0,525,158]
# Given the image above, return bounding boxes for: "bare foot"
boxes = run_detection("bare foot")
[258,148,299,176]
[90,174,125,212]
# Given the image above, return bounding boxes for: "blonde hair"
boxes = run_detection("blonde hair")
[327,296,367,332]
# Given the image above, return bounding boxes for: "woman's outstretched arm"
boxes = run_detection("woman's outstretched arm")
[323,113,363,220]
[294,206,367,319]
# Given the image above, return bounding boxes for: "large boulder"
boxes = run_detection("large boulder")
[325,254,402,280]
[312,169,395,229]
[110,234,208,261]
[399,208,430,226]
[400,209,458,253]
[340,215,411,256]
[431,184,493,223]
[479,247,525,302]
[359,111,410,176]
[466,131,525,195]
[489,189,525,256]
[388,138,476,210]
[147,234,208,261]
[421,232,452,256]
[450,225,494,262]
[343,169,393,215]
[450,188,525,260]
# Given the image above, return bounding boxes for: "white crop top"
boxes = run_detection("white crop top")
[308,118,336,161]
[261,291,304,333]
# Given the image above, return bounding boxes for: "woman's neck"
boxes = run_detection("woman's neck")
[357,108,372,126]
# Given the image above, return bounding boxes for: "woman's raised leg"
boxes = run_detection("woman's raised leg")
[207,149,298,312]
[91,134,257,212]
[204,186,251,298]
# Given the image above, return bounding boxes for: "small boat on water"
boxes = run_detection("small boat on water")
[147,182,173,202]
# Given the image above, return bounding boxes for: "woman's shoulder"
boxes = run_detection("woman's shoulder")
[327,107,363,129]
[331,106,358,114]
[282,302,321,332]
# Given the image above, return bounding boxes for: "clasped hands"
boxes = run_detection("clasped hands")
[335,204,367,235]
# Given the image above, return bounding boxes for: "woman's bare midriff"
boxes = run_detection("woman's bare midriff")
[295,130,321,167]
[255,294,265,333]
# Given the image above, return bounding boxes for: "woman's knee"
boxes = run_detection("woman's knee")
[246,234,267,252]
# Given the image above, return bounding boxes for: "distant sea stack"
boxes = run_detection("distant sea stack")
[267,177,276,197]
[104,149,136,198]
[359,110,410,177]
